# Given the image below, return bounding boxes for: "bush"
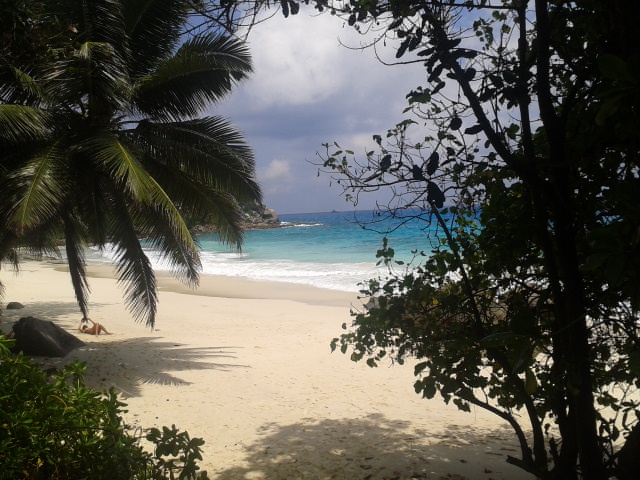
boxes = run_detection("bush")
[0,336,209,480]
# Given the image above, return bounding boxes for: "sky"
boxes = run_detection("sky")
[214,9,426,215]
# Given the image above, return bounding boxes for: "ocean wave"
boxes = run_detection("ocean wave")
[199,258,377,292]
[89,244,379,292]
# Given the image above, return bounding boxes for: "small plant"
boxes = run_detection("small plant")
[146,425,208,480]
[0,335,209,480]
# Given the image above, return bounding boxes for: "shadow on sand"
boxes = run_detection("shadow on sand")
[1,300,100,326]
[212,414,531,480]
[1,299,247,397]
[36,336,247,397]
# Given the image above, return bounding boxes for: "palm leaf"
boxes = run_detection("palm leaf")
[47,0,125,46]
[7,141,69,232]
[85,130,200,275]
[83,132,156,202]
[43,42,131,115]
[136,163,247,248]
[0,230,20,265]
[0,63,48,106]
[85,132,198,256]
[124,0,190,77]
[133,33,252,120]
[130,204,202,286]
[0,105,50,143]
[107,194,158,327]
[80,173,115,246]
[63,213,91,318]
[184,188,247,249]
[181,34,253,82]
[131,118,261,202]
[75,41,132,112]
[10,216,64,260]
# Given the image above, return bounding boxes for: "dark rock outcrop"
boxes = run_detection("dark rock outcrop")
[6,302,25,309]
[190,202,281,234]
[241,204,280,230]
[10,316,85,357]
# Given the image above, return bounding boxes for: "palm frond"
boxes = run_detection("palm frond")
[130,204,202,286]
[133,34,252,120]
[143,173,202,266]
[9,216,64,260]
[0,230,20,265]
[124,0,190,76]
[50,0,125,46]
[186,188,247,249]
[85,132,199,255]
[0,105,50,143]
[83,132,155,202]
[43,42,131,115]
[63,213,90,318]
[80,173,114,246]
[131,118,261,203]
[75,41,132,112]
[0,63,48,106]
[108,195,158,327]
[135,162,246,248]
[6,141,69,232]
[181,34,253,82]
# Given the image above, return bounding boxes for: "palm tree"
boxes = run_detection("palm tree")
[0,0,261,327]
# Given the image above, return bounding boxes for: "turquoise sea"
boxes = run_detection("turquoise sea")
[94,210,442,292]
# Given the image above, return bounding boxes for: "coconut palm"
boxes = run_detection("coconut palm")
[0,0,260,327]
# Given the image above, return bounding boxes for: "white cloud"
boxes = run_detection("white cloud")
[237,11,421,110]
[261,158,294,181]
[215,10,428,213]
[241,14,346,107]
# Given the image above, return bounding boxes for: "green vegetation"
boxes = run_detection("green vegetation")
[0,336,209,479]
[0,0,261,327]
[3,0,639,478]
[313,1,640,479]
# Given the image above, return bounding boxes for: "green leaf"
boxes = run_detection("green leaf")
[479,332,527,347]
[414,361,428,375]
[605,254,627,286]
[598,54,635,83]
[582,253,609,271]
[464,124,483,135]
[450,117,462,131]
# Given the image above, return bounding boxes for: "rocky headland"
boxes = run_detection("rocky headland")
[189,202,281,234]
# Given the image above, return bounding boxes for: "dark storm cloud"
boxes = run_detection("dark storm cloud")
[214,11,425,214]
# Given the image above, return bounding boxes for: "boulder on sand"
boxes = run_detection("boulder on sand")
[11,316,85,357]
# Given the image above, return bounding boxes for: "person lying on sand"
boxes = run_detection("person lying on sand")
[78,317,111,336]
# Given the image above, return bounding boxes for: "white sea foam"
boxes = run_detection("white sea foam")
[199,257,378,292]
[89,244,380,292]
[87,210,431,293]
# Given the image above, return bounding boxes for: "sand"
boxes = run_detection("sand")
[1,260,535,480]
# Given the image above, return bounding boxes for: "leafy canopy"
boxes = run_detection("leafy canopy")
[0,0,261,327]
[310,1,640,479]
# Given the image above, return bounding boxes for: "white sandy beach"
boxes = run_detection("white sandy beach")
[1,261,535,480]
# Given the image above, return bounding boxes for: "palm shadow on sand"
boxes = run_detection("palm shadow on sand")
[1,300,99,325]
[213,414,531,480]
[38,337,247,397]
[2,300,247,397]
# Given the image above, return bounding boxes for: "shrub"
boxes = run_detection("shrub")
[0,336,208,480]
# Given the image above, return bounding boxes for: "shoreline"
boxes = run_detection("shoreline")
[1,260,534,480]
[73,262,360,308]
